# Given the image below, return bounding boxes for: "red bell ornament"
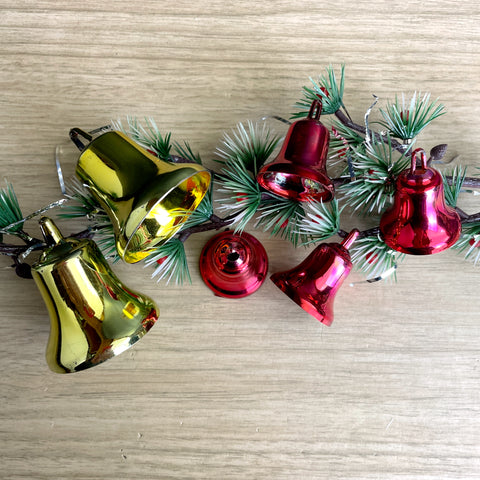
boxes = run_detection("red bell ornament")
[380,148,461,255]
[256,100,334,202]
[270,229,359,326]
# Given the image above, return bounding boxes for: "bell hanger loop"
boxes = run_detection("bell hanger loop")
[69,127,93,152]
[39,217,64,246]
[308,99,323,120]
[411,148,428,172]
[341,229,360,250]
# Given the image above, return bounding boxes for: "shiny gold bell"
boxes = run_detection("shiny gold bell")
[31,217,159,373]
[70,128,211,263]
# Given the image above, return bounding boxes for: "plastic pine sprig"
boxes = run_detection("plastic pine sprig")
[92,223,119,261]
[338,134,411,214]
[297,199,341,244]
[378,92,446,141]
[113,116,172,160]
[59,178,105,220]
[145,238,191,285]
[350,235,405,280]
[454,221,480,266]
[216,156,262,233]
[330,120,365,159]
[0,181,24,235]
[441,165,467,208]
[173,140,203,164]
[255,195,307,246]
[215,120,281,173]
[293,64,346,118]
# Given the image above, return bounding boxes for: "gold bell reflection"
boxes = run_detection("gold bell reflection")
[70,128,211,263]
[31,217,159,374]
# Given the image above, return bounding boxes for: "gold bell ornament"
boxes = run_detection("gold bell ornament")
[70,128,211,263]
[31,217,159,373]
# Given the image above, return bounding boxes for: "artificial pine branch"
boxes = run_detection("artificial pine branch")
[293,64,347,117]
[0,181,24,237]
[215,120,281,173]
[350,235,405,280]
[255,195,307,246]
[337,134,411,214]
[113,116,172,160]
[297,199,341,243]
[378,92,446,141]
[145,238,191,285]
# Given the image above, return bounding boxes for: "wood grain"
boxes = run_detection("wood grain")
[0,1,479,478]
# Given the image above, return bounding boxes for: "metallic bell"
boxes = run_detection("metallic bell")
[256,100,334,202]
[70,128,211,263]
[199,230,268,298]
[31,217,159,373]
[380,148,461,255]
[271,229,359,326]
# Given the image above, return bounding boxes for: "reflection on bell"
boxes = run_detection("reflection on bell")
[70,128,211,263]
[271,229,359,326]
[31,217,159,373]
[256,100,334,202]
[380,148,461,255]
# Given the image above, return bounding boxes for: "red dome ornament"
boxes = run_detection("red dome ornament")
[270,229,359,326]
[380,148,461,255]
[199,230,268,298]
[256,100,334,202]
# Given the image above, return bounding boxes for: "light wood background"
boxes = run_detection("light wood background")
[1,1,479,479]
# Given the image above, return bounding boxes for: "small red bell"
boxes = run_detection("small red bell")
[256,100,334,202]
[380,148,461,255]
[199,230,268,298]
[270,229,359,326]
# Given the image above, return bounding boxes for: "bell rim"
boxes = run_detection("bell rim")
[120,167,212,263]
[257,163,334,202]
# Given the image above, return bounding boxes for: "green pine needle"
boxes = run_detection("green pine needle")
[58,179,118,259]
[0,180,24,234]
[297,199,341,244]
[453,221,480,266]
[378,92,446,141]
[255,195,306,246]
[93,224,119,262]
[293,64,346,118]
[350,235,405,280]
[174,140,203,164]
[216,157,262,232]
[441,165,467,208]
[58,178,106,220]
[338,134,411,214]
[145,238,191,285]
[329,120,365,162]
[113,116,172,160]
[215,120,281,173]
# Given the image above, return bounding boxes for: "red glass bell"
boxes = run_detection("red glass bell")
[270,229,359,326]
[199,230,268,298]
[256,100,334,202]
[380,148,461,255]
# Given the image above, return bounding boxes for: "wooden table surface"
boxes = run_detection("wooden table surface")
[1,1,479,478]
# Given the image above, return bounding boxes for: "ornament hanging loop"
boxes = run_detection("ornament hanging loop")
[411,148,428,172]
[341,228,360,249]
[308,99,323,120]
[69,128,93,152]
